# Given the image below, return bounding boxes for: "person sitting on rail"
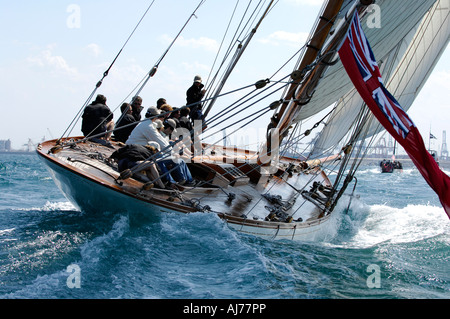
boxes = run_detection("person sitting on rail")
[126,107,194,187]
[109,143,165,189]
[81,94,114,143]
[113,103,137,143]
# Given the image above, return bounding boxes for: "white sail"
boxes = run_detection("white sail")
[293,0,437,124]
[310,0,449,157]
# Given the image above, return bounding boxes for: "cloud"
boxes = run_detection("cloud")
[258,31,309,47]
[27,45,78,76]
[159,34,219,52]
[84,43,102,57]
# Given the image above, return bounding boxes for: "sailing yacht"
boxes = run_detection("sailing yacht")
[37,0,450,240]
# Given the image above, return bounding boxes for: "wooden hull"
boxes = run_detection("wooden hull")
[37,138,335,241]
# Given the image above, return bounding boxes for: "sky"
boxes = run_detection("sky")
[0,0,449,153]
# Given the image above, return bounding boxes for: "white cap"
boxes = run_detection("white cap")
[193,75,202,83]
[153,119,163,129]
[165,119,177,129]
[145,107,161,117]
[147,141,160,151]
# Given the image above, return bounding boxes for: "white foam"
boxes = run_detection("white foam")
[348,203,449,248]
[41,201,77,211]
[0,228,15,236]
[79,215,129,264]
[14,201,77,212]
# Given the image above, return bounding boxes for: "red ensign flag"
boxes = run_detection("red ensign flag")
[338,12,450,218]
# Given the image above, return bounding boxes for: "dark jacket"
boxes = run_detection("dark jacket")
[110,144,156,172]
[81,102,113,137]
[110,144,154,162]
[186,83,204,120]
[114,114,137,143]
[179,116,193,132]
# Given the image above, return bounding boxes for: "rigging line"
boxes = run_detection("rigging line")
[131,0,207,101]
[202,106,270,143]
[84,0,207,141]
[204,88,255,126]
[201,106,273,158]
[204,0,241,87]
[60,0,157,141]
[239,0,269,40]
[330,120,364,189]
[218,0,254,65]
[156,0,206,68]
[202,82,289,140]
[280,122,300,155]
[205,75,290,127]
[330,112,377,211]
[205,0,273,93]
[307,86,366,159]
[203,0,277,118]
[62,90,99,141]
[279,104,337,159]
[333,105,372,190]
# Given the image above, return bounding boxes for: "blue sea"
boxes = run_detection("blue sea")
[0,153,449,301]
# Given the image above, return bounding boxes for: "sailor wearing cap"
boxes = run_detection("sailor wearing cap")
[186,75,206,122]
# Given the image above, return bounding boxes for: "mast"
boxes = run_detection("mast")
[258,0,374,166]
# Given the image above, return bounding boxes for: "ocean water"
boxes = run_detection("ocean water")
[0,153,449,300]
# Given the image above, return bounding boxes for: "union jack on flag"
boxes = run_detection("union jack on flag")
[343,12,415,139]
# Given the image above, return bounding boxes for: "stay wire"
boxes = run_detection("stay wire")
[84,0,207,141]
[205,75,290,128]
[202,81,290,141]
[204,0,241,87]
[127,0,207,103]
[203,0,265,104]
[60,0,157,142]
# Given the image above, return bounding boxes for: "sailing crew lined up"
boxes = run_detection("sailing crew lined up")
[81,75,206,143]
[80,76,206,189]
